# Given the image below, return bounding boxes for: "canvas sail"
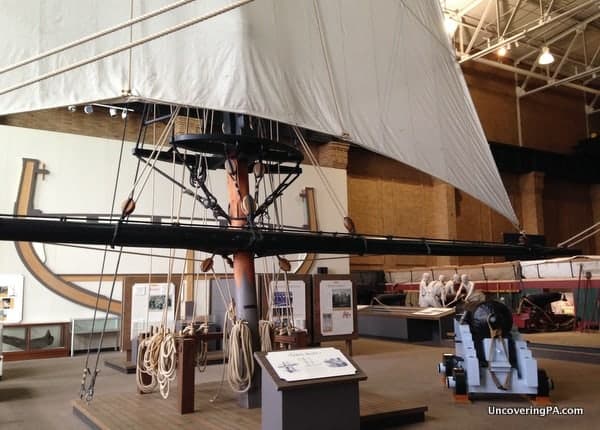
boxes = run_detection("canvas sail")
[0,0,519,225]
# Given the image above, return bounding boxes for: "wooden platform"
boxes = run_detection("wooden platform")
[72,381,426,430]
[104,359,136,374]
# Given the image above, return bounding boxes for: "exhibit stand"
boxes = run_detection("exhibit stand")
[312,275,358,354]
[255,347,367,430]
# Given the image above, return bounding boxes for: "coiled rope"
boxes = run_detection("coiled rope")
[227,320,254,393]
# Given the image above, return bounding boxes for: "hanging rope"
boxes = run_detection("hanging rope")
[205,258,255,400]
[227,319,254,393]
[259,319,273,352]
[79,105,130,403]
[258,258,274,352]
[136,334,157,393]
[157,331,177,399]
[292,126,356,233]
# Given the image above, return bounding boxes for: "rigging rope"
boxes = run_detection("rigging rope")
[292,126,348,223]
[258,259,274,352]
[80,105,130,402]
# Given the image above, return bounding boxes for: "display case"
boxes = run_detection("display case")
[71,318,121,356]
[1,322,70,361]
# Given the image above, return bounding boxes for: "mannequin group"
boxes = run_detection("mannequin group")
[419,273,485,308]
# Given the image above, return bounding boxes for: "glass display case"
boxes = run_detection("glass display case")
[71,318,121,356]
[1,322,70,361]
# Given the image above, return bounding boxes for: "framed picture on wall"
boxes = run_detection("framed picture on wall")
[0,274,24,323]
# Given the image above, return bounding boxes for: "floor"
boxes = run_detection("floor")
[1,337,600,430]
[523,331,600,348]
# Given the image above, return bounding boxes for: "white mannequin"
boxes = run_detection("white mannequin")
[419,274,443,308]
[427,275,445,307]
[418,272,432,307]
[443,274,460,307]
[449,274,485,305]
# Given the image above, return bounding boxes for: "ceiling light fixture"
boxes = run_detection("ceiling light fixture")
[109,108,117,117]
[121,110,128,120]
[83,105,94,114]
[497,45,507,57]
[67,105,76,112]
[538,46,555,65]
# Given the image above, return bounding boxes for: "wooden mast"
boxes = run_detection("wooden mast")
[226,155,261,408]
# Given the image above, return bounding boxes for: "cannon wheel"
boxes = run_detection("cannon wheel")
[442,354,454,377]
[453,368,467,396]
[537,369,551,397]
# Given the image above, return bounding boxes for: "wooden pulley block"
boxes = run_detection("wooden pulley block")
[241,194,255,215]
[253,162,265,178]
[121,197,136,217]
[343,216,356,234]
[201,257,214,273]
[277,256,291,272]
[224,158,236,176]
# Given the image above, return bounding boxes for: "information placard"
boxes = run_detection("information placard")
[319,280,354,336]
[265,347,356,382]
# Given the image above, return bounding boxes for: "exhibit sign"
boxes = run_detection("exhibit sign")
[269,280,307,329]
[266,347,356,382]
[0,274,24,323]
[412,308,450,316]
[319,280,353,336]
[130,283,175,340]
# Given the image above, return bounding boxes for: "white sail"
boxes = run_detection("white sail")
[0,0,518,225]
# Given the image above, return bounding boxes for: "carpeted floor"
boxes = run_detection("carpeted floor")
[1,337,599,429]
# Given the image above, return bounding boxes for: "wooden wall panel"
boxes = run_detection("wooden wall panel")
[543,179,595,253]
[520,89,587,153]
[462,61,587,153]
[462,61,518,146]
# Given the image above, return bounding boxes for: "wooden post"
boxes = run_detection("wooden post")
[177,336,196,414]
[227,156,261,409]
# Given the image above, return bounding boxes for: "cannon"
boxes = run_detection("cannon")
[438,300,553,400]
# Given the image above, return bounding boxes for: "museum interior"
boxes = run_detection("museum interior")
[1,1,600,429]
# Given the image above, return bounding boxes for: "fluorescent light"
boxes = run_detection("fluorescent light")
[444,15,458,36]
[538,46,555,65]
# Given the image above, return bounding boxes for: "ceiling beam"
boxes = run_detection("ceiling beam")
[473,57,600,95]
[460,0,599,64]
[520,64,600,97]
